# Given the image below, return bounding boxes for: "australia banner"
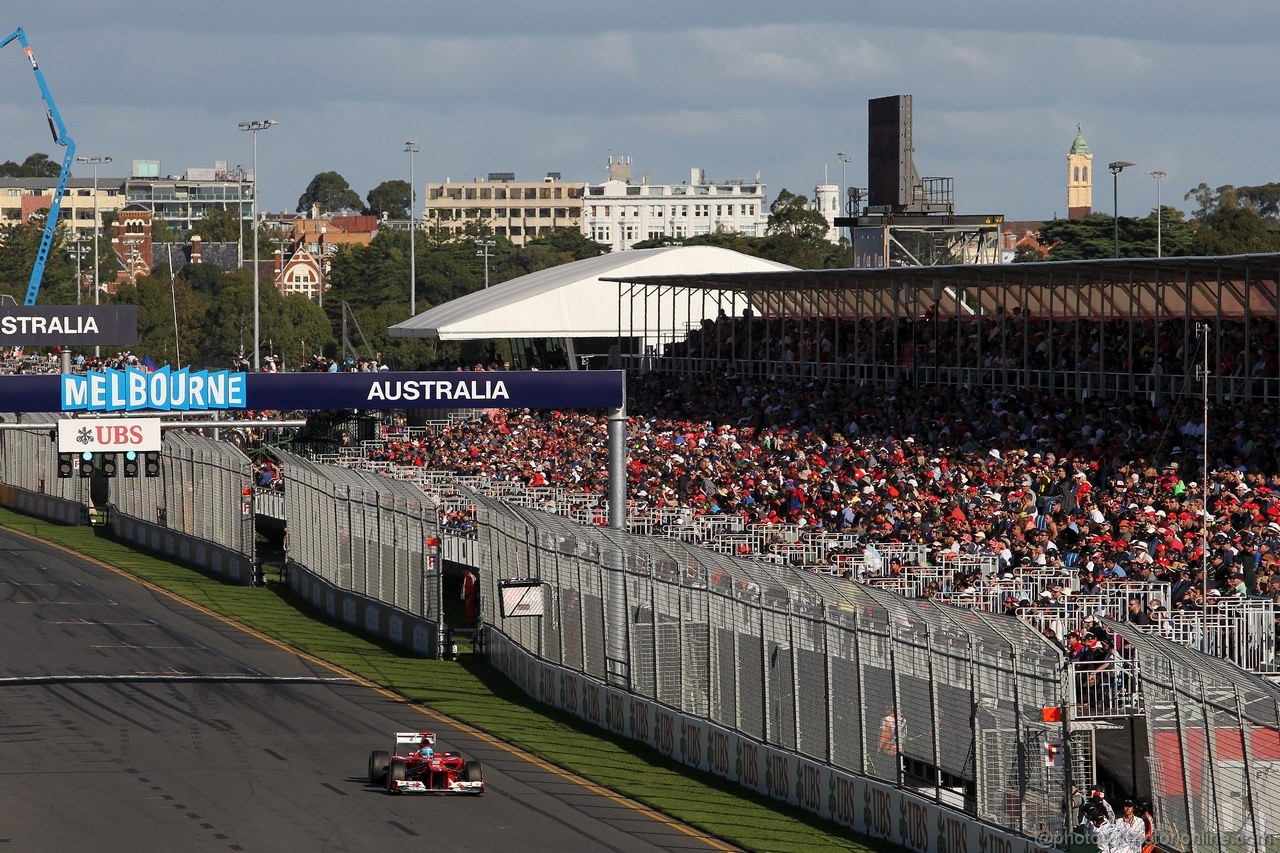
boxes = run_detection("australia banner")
[0,370,625,413]
[0,305,138,346]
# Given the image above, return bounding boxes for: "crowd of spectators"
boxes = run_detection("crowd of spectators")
[365,372,1280,625]
[0,348,152,375]
[676,312,1280,382]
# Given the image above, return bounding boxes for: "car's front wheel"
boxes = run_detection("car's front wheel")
[387,758,407,792]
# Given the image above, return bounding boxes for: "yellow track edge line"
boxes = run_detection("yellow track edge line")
[3,524,738,852]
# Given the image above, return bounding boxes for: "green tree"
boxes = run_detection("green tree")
[765,189,829,240]
[111,271,209,367]
[756,188,849,268]
[193,205,244,243]
[263,294,335,370]
[1190,205,1280,255]
[366,179,410,220]
[296,171,362,215]
[0,215,77,304]
[1037,214,1182,260]
[0,152,60,178]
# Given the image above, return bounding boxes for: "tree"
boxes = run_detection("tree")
[192,205,243,243]
[0,215,77,304]
[296,171,362,215]
[757,188,849,268]
[0,152,60,178]
[111,271,209,367]
[1190,205,1280,255]
[765,189,830,241]
[1036,213,1196,260]
[366,179,410,220]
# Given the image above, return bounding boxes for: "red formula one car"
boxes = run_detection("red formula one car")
[367,731,485,795]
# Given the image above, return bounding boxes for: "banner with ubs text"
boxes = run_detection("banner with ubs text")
[0,370,625,413]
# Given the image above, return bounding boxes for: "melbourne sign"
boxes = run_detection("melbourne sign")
[61,368,247,412]
[57,417,162,453]
[0,305,137,345]
[0,370,624,413]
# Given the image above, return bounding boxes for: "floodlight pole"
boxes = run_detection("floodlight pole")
[77,154,111,357]
[475,239,495,289]
[405,141,419,315]
[1108,160,1134,258]
[1148,170,1167,258]
[239,118,279,371]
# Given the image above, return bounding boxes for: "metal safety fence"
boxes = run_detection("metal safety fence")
[0,412,86,506]
[468,488,1071,838]
[109,430,255,558]
[1106,620,1280,853]
[273,448,442,622]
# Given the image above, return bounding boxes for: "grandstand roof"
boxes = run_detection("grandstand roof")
[388,246,794,340]
[606,253,1280,320]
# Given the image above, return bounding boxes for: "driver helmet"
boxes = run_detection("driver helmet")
[419,740,434,758]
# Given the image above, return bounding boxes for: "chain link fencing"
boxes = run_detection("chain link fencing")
[273,448,441,624]
[109,429,254,557]
[0,412,89,522]
[1105,620,1280,853]
[468,487,1071,839]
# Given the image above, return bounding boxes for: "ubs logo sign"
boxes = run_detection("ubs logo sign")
[559,672,578,714]
[866,787,892,839]
[680,720,703,768]
[900,798,928,852]
[654,709,675,756]
[765,753,791,800]
[708,729,731,777]
[937,812,969,853]
[628,698,650,742]
[540,668,556,704]
[583,683,601,725]
[829,775,857,827]
[605,692,626,733]
[796,762,822,814]
[737,740,760,789]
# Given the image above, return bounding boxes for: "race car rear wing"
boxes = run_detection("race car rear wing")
[395,731,436,747]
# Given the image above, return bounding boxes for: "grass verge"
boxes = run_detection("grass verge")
[1,509,899,853]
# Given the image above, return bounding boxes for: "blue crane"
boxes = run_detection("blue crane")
[2,26,76,305]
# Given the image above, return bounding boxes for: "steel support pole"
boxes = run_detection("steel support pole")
[604,375,629,686]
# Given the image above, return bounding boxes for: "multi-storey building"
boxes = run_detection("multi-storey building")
[0,176,127,241]
[579,157,768,252]
[422,172,585,247]
[125,160,252,235]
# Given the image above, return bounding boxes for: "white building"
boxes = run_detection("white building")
[812,183,841,243]
[580,157,768,252]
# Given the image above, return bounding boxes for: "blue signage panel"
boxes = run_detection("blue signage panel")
[62,367,247,412]
[249,371,625,411]
[0,370,624,413]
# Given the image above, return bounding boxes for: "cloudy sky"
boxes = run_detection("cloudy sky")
[3,1,1277,221]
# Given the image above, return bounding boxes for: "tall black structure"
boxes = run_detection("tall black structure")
[837,95,1003,268]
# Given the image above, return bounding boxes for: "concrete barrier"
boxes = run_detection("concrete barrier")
[485,628,1058,853]
[287,559,439,658]
[108,507,253,585]
[0,484,87,525]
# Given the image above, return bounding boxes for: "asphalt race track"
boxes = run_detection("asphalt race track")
[0,528,731,852]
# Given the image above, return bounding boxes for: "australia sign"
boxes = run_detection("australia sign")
[0,370,624,413]
[0,305,138,346]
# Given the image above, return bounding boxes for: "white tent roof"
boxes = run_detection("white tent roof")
[388,246,794,340]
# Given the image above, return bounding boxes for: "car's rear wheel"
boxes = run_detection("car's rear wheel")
[368,750,390,785]
[387,758,407,791]
[463,760,483,784]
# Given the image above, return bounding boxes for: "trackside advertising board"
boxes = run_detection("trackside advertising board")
[0,305,138,346]
[0,370,625,412]
[57,417,162,453]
